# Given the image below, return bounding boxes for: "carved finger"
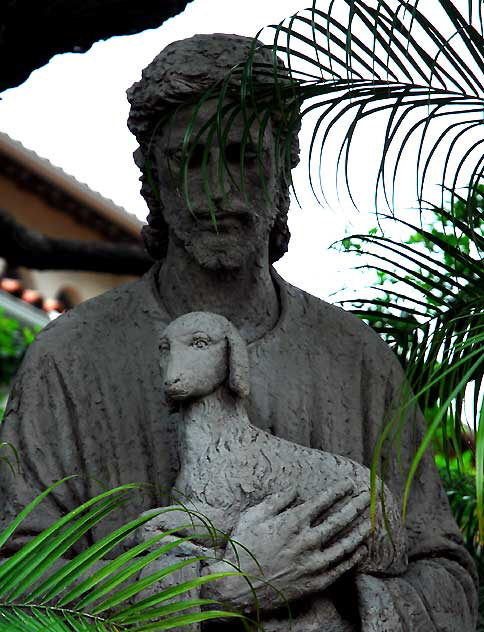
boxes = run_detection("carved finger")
[238,487,300,525]
[294,479,355,527]
[309,545,369,593]
[305,490,371,548]
[309,515,372,571]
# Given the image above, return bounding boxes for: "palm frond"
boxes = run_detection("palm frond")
[175,0,484,230]
[0,481,257,631]
[336,184,483,535]
[274,0,484,213]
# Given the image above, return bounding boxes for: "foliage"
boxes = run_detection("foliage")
[0,479,259,632]
[337,188,484,614]
[437,459,484,630]
[267,0,484,214]
[340,186,484,321]
[0,310,37,420]
[0,310,36,389]
[336,185,483,535]
[176,1,484,221]
[438,455,480,560]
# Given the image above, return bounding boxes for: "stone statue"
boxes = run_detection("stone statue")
[0,34,478,630]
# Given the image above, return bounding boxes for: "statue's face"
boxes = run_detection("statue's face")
[152,98,279,270]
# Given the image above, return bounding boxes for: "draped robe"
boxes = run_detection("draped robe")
[0,264,478,630]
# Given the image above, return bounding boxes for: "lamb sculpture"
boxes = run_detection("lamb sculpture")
[137,311,407,629]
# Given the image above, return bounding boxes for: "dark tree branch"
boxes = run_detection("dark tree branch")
[1,0,193,92]
[0,208,153,275]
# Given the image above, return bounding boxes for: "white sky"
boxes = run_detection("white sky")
[0,0,477,301]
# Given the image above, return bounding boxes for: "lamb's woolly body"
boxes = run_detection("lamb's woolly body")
[164,312,407,575]
[174,387,405,574]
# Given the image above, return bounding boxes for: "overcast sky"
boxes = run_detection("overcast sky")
[0,0,463,301]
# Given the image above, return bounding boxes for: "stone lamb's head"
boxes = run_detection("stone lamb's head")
[160,312,250,403]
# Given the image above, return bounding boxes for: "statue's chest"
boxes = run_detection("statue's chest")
[247,340,365,461]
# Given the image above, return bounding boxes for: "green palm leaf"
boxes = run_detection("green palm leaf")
[176,0,484,229]
[0,481,258,631]
[266,0,484,212]
[337,184,483,536]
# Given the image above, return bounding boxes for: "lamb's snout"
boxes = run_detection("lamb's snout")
[163,375,189,400]
[161,344,204,400]
[163,349,199,400]
[162,343,228,401]
[160,315,230,402]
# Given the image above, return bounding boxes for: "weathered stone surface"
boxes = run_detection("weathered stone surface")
[160,312,406,575]
[0,34,478,630]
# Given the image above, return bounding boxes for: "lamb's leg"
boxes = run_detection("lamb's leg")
[136,551,203,632]
[260,594,356,631]
[132,508,232,632]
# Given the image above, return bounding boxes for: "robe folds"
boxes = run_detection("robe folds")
[0,263,478,630]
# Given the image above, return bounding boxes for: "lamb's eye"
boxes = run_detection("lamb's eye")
[192,338,208,349]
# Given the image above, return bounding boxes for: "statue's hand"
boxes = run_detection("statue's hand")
[201,480,372,613]
[133,505,225,551]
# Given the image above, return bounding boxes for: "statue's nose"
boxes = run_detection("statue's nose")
[164,373,189,400]
[208,149,232,199]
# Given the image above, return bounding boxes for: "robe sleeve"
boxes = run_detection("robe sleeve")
[0,292,172,560]
[357,335,479,631]
[0,331,95,556]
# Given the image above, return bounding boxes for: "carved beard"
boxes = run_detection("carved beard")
[171,211,274,271]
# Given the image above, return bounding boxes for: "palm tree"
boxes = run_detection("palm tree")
[258,0,484,536]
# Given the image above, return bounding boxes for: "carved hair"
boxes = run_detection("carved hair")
[127,33,301,263]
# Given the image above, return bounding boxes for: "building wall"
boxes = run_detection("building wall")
[30,268,138,304]
[0,174,111,241]
[0,175,141,303]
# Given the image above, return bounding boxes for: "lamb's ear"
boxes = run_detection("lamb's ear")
[226,325,250,398]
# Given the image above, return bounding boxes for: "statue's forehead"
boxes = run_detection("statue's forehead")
[163,312,228,339]
[160,98,273,145]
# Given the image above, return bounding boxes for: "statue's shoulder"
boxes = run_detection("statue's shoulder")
[280,276,397,365]
[32,269,158,355]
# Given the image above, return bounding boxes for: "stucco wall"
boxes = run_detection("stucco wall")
[0,176,141,303]
[31,268,138,304]
[0,174,112,241]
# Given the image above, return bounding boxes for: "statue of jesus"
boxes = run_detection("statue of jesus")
[0,34,477,630]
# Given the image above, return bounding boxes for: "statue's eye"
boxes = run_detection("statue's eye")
[192,338,209,349]
[168,144,205,166]
[225,142,257,164]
